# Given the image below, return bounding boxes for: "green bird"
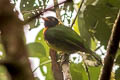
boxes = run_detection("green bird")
[42,16,102,64]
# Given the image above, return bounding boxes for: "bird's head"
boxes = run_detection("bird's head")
[42,16,59,28]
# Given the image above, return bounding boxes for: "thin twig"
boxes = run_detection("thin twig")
[70,0,84,28]
[95,45,102,51]
[83,62,90,80]
[82,52,91,80]
[32,60,51,73]
[99,10,120,80]
[24,0,72,24]
[54,0,62,21]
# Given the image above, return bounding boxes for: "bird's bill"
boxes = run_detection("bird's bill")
[42,17,49,21]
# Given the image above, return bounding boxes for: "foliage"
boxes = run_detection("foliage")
[0,0,120,80]
[0,66,8,80]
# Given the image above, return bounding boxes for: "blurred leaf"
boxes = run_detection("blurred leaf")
[70,63,88,80]
[20,0,40,29]
[115,49,120,65]
[116,49,120,57]
[73,17,80,35]
[0,66,8,80]
[35,28,50,77]
[84,4,118,48]
[22,11,40,29]
[29,19,36,30]
[115,67,120,80]
[20,0,38,12]
[45,63,54,80]
[27,42,46,58]
[34,77,40,80]
[40,63,54,80]
[22,11,33,20]
[35,29,49,57]
[29,19,40,30]
[61,0,74,25]
[108,0,120,8]
[64,0,74,12]
[0,44,5,53]
[111,72,115,80]
[0,44,5,58]
[78,17,91,49]
[70,62,101,80]
[39,60,51,77]
[91,38,97,51]
[85,0,96,5]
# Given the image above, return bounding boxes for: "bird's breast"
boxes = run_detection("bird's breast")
[43,27,52,44]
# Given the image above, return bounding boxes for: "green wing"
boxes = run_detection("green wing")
[45,24,88,53]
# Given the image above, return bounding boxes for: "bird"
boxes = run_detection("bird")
[42,16,102,65]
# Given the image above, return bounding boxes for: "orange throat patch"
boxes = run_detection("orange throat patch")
[43,27,48,34]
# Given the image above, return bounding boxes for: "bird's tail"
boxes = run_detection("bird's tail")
[87,49,102,65]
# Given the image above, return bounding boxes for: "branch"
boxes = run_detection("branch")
[53,0,72,80]
[49,1,64,80]
[50,49,64,80]
[70,0,84,28]
[0,0,34,80]
[53,0,62,21]
[32,60,51,73]
[99,10,120,80]
[61,54,72,80]
[24,0,72,24]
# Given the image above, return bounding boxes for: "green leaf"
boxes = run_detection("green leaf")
[78,17,91,49]
[29,19,40,30]
[35,29,49,57]
[64,0,74,12]
[45,63,54,80]
[84,4,118,48]
[115,67,120,80]
[88,66,101,80]
[34,77,40,80]
[0,44,5,53]
[115,49,120,65]
[40,63,54,80]
[85,0,96,5]
[73,17,80,35]
[0,44,5,58]
[22,12,40,30]
[115,55,120,65]
[108,0,120,8]
[70,63,88,80]
[20,0,40,30]
[20,0,38,12]
[0,66,8,80]
[61,0,74,24]
[91,38,97,51]
[27,42,46,58]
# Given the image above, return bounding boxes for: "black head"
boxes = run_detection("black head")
[42,16,59,28]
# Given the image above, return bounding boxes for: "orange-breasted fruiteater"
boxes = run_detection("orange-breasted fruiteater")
[42,16,102,65]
